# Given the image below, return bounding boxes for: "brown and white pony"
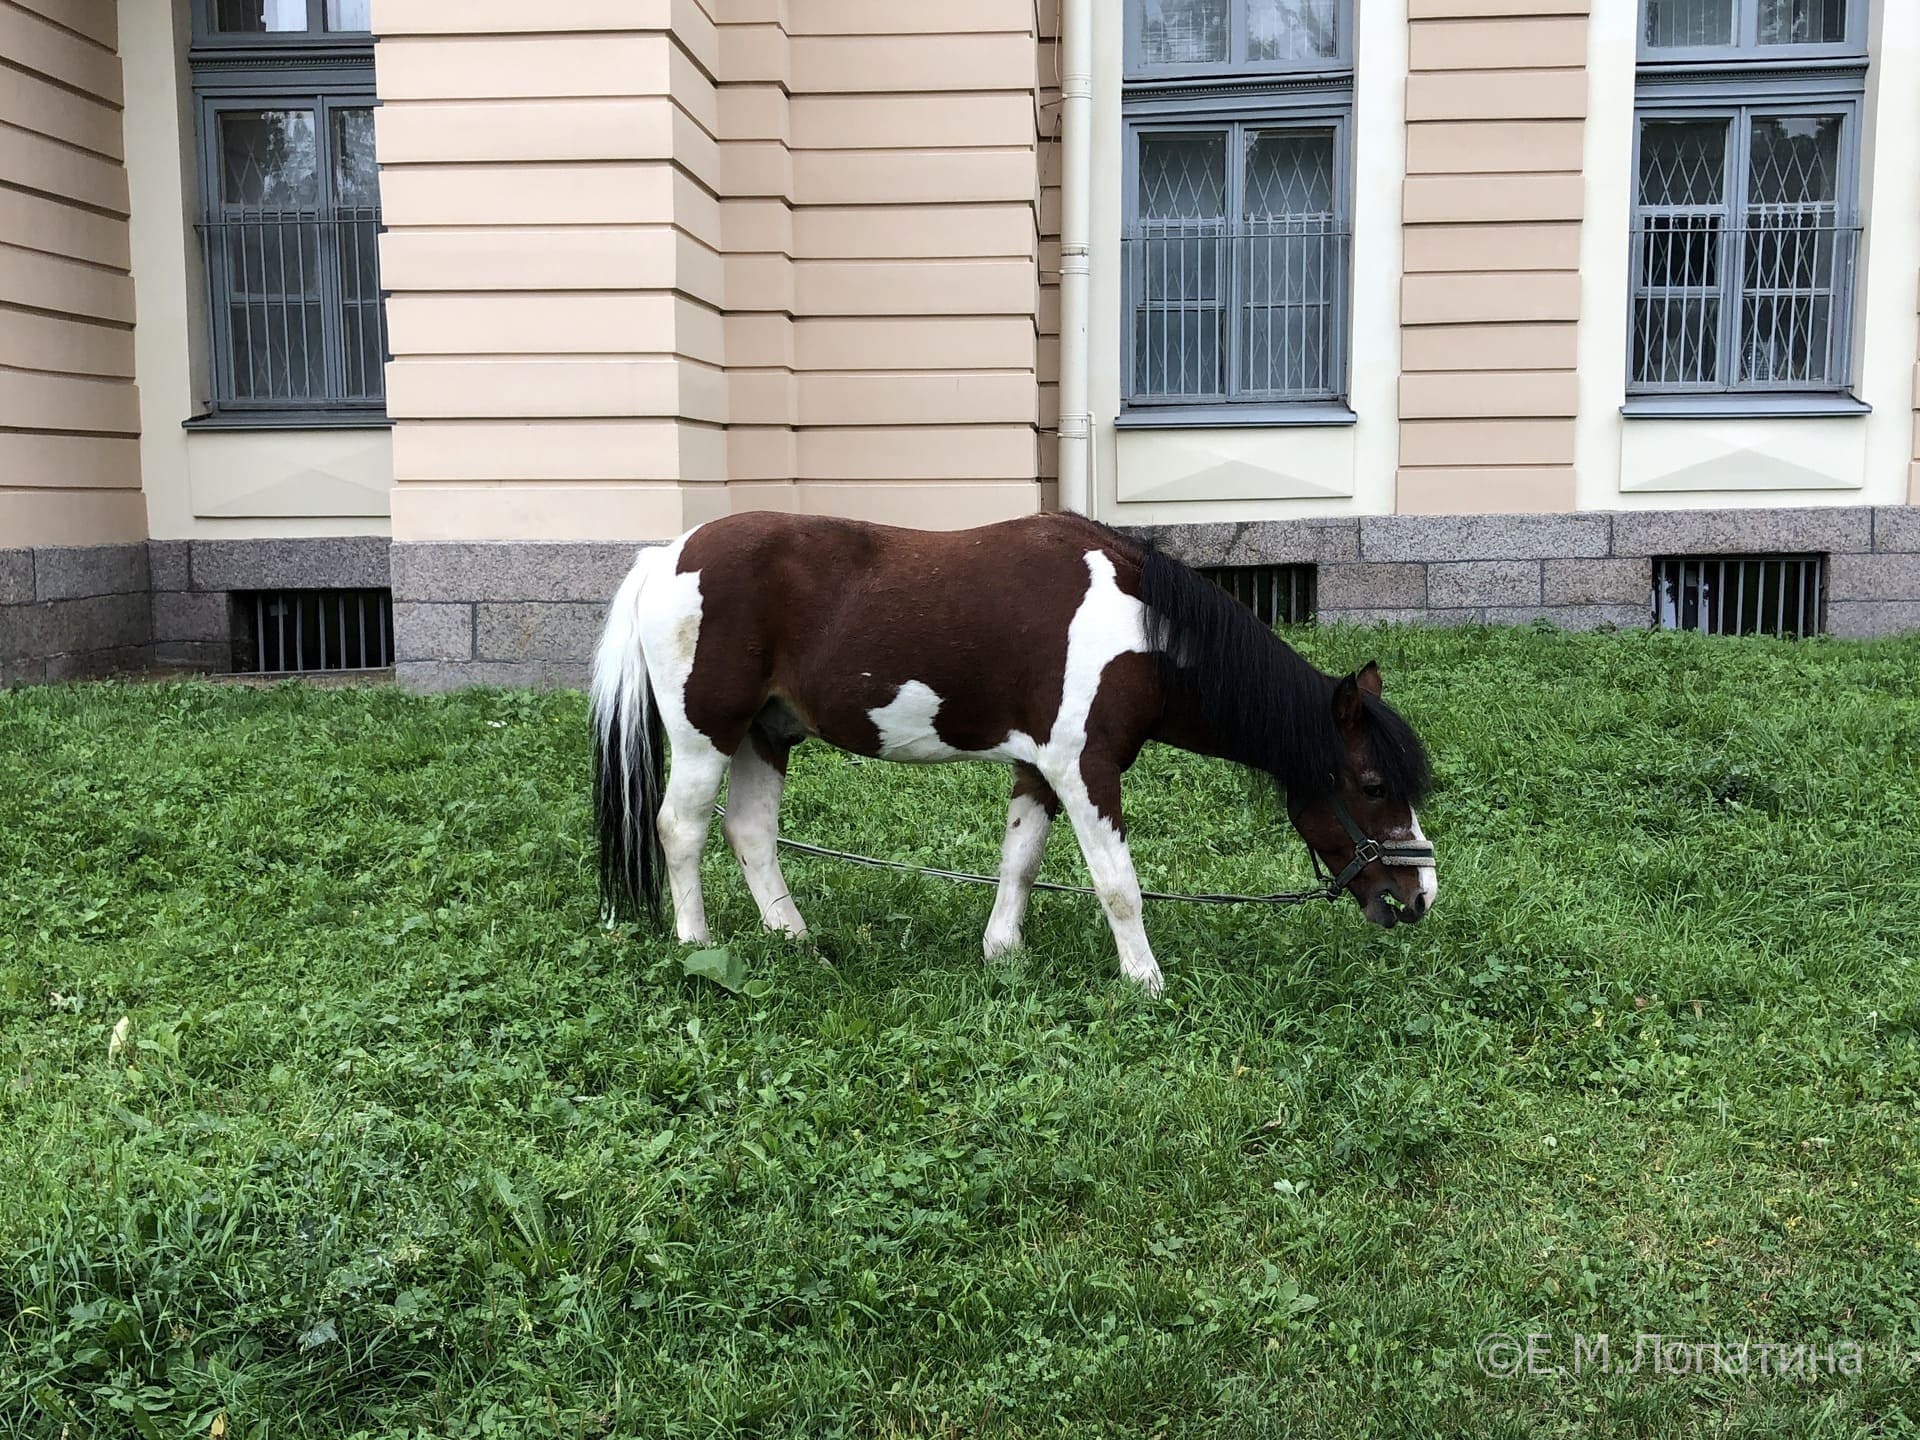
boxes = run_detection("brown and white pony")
[592,512,1435,993]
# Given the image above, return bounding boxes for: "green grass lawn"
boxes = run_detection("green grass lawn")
[3,626,1919,1438]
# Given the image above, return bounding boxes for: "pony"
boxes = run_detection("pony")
[591,511,1435,993]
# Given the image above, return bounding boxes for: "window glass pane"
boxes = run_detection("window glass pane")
[1139,0,1228,66]
[332,108,379,207]
[1633,120,1729,388]
[1643,0,1734,47]
[1741,115,1844,386]
[331,108,384,400]
[211,0,308,32]
[219,109,319,207]
[1242,128,1338,396]
[1638,119,1727,208]
[1133,133,1227,399]
[1758,0,1846,44]
[326,0,372,30]
[215,110,325,400]
[1139,132,1227,220]
[1746,114,1840,207]
[1247,0,1340,64]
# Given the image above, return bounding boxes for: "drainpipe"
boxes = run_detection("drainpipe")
[1056,0,1093,516]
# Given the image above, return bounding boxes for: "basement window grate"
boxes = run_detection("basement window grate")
[234,589,394,674]
[1652,556,1826,639]
[1200,564,1316,627]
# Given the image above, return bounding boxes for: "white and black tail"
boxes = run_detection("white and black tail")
[591,549,667,924]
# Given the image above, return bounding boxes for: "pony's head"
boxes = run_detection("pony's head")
[1284,662,1437,928]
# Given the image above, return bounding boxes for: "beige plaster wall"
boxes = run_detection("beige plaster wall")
[377,0,1046,543]
[1398,0,1589,515]
[0,0,145,546]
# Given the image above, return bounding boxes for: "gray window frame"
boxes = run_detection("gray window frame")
[1638,0,1867,65]
[1121,0,1355,421]
[1126,0,1350,82]
[188,0,386,426]
[1626,3,1868,407]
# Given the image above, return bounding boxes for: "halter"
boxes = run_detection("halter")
[1310,789,1438,902]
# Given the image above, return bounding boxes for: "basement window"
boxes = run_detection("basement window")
[233,588,394,673]
[1200,564,1316,626]
[1652,555,1825,638]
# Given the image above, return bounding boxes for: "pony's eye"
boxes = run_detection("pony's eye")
[1361,781,1387,800]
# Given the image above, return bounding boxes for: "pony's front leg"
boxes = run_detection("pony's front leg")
[1052,761,1163,995]
[983,763,1058,959]
[657,731,727,945]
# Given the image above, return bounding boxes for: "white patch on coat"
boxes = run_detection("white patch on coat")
[863,549,1148,773]
[868,680,978,762]
[1409,808,1438,909]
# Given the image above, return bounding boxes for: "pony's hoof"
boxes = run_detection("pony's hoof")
[982,930,1023,960]
[1124,964,1165,997]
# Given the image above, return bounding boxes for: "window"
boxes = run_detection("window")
[1123,1,1352,416]
[190,1,386,420]
[1629,0,1865,401]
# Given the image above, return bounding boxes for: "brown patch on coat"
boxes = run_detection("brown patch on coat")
[676,512,1114,762]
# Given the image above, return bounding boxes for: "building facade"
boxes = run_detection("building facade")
[3,0,1918,688]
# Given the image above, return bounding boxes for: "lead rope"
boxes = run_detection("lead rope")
[711,802,1342,907]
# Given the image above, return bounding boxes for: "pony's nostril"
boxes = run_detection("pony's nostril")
[1405,891,1429,920]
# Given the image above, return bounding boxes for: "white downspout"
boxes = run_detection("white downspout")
[1056,0,1094,516]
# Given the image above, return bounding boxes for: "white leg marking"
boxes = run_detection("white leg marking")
[1035,551,1161,990]
[656,745,724,944]
[983,791,1053,958]
[723,744,807,938]
[1057,792,1162,995]
[635,530,724,944]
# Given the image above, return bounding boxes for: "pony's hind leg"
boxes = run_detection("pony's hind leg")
[984,763,1058,959]
[722,734,807,938]
[656,722,728,945]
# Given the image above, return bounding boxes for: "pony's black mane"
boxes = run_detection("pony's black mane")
[1104,525,1430,805]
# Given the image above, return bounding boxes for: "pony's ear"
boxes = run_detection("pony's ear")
[1332,671,1365,726]
[1357,660,1383,698]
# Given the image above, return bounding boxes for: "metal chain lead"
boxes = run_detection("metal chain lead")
[712,803,1341,907]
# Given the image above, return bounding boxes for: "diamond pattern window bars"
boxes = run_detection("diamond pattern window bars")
[1630,2,1865,400]
[1124,0,1353,413]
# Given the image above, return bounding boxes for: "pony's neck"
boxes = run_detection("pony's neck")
[1150,634,1336,776]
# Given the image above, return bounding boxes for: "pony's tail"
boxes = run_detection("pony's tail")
[591,548,667,926]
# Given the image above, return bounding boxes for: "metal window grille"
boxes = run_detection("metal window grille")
[235,589,394,673]
[1122,4,1353,414]
[1629,3,1865,400]
[1629,110,1858,393]
[191,4,382,416]
[199,206,387,408]
[1200,564,1316,626]
[1125,222,1350,403]
[1651,555,1825,638]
